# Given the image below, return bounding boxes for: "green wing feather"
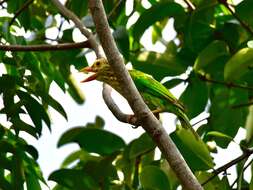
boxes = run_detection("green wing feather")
[129,70,184,111]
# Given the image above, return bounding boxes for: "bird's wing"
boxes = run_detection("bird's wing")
[129,70,184,111]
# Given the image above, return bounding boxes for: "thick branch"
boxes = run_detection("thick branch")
[88,1,203,189]
[0,41,90,51]
[202,148,253,186]
[51,0,103,58]
[9,0,34,26]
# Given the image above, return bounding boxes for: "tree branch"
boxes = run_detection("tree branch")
[102,84,140,126]
[51,0,103,58]
[199,74,253,91]
[218,0,253,36]
[202,148,253,186]
[88,1,203,189]
[9,0,34,27]
[0,41,90,51]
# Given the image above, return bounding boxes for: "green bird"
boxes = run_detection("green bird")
[80,58,198,138]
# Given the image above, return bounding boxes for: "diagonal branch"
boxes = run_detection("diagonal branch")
[0,41,90,51]
[51,0,103,58]
[88,1,203,189]
[9,0,34,26]
[218,0,253,36]
[202,148,253,186]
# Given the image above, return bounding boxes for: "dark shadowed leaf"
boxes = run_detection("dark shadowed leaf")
[235,0,253,30]
[16,90,51,132]
[49,169,98,190]
[58,127,125,155]
[180,73,208,119]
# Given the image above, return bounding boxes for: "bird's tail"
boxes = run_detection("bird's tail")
[177,110,199,140]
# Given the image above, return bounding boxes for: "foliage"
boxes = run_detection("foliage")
[0,0,253,189]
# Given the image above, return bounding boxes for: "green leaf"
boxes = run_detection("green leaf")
[129,133,155,159]
[41,94,67,120]
[224,48,253,81]
[140,166,170,190]
[133,51,187,81]
[49,169,98,190]
[170,127,214,171]
[11,149,24,190]
[58,127,125,155]
[66,0,88,18]
[208,86,248,148]
[16,90,51,132]
[132,2,185,41]
[10,118,38,138]
[193,40,229,74]
[235,0,253,30]
[26,173,41,190]
[184,1,215,52]
[180,73,208,119]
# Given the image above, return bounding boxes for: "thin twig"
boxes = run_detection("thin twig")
[107,0,123,19]
[0,41,90,51]
[199,74,253,91]
[192,116,209,127]
[219,0,253,36]
[202,148,253,186]
[9,0,34,26]
[51,0,103,58]
[88,1,203,189]
[183,0,195,11]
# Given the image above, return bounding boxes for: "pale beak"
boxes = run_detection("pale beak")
[79,66,97,83]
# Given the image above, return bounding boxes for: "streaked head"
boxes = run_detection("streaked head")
[79,58,115,83]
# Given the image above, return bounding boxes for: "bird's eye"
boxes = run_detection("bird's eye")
[96,62,101,66]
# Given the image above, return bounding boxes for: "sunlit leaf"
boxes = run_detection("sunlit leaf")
[224,48,253,81]
[140,166,170,190]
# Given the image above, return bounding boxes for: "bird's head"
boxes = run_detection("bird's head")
[79,58,115,83]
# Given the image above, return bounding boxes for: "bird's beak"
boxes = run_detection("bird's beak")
[79,66,97,83]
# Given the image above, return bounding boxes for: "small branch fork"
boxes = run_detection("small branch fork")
[202,148,253,186]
